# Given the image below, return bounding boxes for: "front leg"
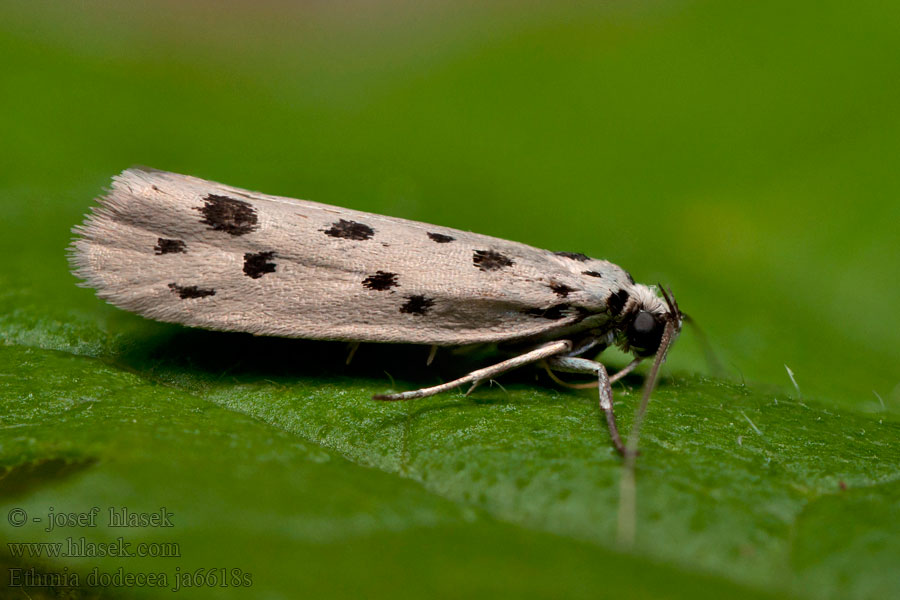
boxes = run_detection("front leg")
[546,356,626,456]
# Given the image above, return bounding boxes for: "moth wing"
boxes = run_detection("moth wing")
[71,168,630,345]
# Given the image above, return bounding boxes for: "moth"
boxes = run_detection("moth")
[70,168,683,454]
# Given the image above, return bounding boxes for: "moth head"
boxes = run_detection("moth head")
[619,284,683,357]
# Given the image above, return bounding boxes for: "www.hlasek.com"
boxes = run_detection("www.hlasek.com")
[8,566,253,592]
[8,536,180,559]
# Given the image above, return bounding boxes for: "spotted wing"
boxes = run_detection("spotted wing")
[70,168,634,345]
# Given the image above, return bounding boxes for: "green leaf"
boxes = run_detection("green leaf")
[2,327,898,598]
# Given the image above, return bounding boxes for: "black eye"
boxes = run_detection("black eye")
[634,311,656,334]
[627,311,664,356]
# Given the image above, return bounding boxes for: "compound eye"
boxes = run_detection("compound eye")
[633,311,656,334]
[628,311,664,356]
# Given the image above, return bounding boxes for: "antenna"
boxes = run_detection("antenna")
[617,307,679,547]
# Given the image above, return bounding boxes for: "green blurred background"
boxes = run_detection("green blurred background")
[1,1,898,599]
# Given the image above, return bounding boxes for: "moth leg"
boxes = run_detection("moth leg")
[467,378,508,397]
[541,363,597,389]
[426,344,438,366]
[345,342,361,366]
[541,357,642,389]
[610,358,642,384]
[546,356,626,455]
[463,377,511,397]
[374,340,572,401]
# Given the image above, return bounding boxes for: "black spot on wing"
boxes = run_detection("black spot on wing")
[582,270,603,278]
[549,283,575,298]
[607,290,630,316]
[427,232,455,243]
[524,303,571,320]
[362,271,399,291]
[554,251,590,262]
[624,270,635,284]
[154,238,186,255]
[473,249,514,271]
[195,194,258,236]
[168,283,215,299]
[243,251,277,279]
[322,219,374,241]
[400,295,434,315]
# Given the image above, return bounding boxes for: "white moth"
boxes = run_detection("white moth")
[70,168,683,454]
